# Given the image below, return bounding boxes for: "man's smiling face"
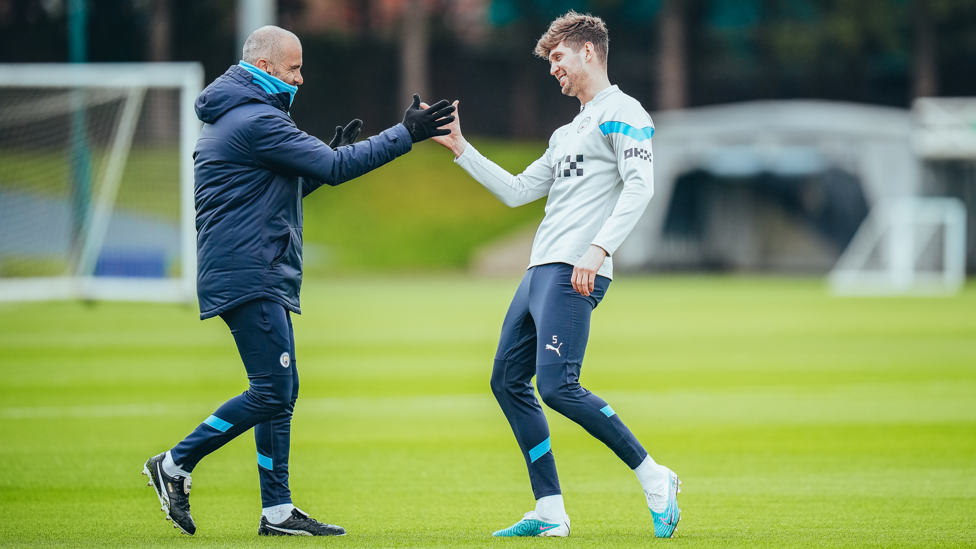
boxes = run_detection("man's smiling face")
[270,39,304,86]
[548,41,589,98]
[255,37,304,87]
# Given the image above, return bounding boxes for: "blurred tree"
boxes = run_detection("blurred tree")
[3,0,976,140]
[149,0,172,62]
[351,0,373,33]
[692,0,915,106]
[485,0,669,130]
[400,0,431,102]
[510,19,541,138]
[88,0,146,62]
[912,0,937,98]
[929,0,976,98]
[148,0,177,143]
[657,0,688,109]
[0,0,67,62]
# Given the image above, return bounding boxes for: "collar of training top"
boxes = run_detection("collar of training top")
[580,85,620,112]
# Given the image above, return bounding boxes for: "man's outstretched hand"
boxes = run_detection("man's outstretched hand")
[328,119,362,149]
[421,100,466,157]
[402,94,456,143]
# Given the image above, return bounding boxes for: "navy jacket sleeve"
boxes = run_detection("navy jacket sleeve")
[247,111,413,196]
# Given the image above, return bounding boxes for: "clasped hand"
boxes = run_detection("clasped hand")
[402,94,456,143]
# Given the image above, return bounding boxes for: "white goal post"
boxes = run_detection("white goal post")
[0,63,203,303]
[829,197,967,296]
[828,97,974,296]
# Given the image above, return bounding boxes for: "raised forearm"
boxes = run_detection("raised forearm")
[454,144,552,208]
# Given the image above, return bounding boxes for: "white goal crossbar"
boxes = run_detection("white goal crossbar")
[829,197,967,296]
[0,63,203,303]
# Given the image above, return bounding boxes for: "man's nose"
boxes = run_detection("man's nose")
[294,71,303,86]
[550,62,558,76]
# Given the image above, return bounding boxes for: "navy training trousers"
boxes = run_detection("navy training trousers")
[169,299,298,507]
[491,263,648,499]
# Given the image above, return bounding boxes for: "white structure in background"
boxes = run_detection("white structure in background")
[613,99,969,295]
[828,98,974,295]
[913,98,976,159]
[829,197,966,295]
[0,63,204,303]
[238,0,277,53]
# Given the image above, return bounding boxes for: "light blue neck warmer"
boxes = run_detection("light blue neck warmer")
[239,61,298,107]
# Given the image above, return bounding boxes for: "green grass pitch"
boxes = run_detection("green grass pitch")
[1,276,974,548]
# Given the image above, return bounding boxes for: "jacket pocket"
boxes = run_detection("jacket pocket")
[269,231,291,269]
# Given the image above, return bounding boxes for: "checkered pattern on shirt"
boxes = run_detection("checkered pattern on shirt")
[554,154,584,178]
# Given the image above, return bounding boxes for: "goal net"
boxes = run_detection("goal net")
[0,63,203,303]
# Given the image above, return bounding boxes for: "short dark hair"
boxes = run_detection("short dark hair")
[534,11,609,65]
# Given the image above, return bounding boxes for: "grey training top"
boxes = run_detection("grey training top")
[455,85,655,279]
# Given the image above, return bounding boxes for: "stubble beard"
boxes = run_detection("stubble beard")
[562,69,590,99]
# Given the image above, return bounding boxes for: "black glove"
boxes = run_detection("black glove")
[328,118,363,149]
[402,94,455,143]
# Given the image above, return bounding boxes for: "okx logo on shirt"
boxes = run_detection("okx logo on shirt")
[623,147,652,163]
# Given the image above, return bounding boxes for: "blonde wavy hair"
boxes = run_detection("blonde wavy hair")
[534,11,609,65]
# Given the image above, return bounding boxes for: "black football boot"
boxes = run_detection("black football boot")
[142,453,196,535]
[258,508,346,536]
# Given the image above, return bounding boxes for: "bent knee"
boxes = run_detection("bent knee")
[248,378,293,411]
[489,370,509,400]
[489,360,515,395]
[537,381,570,411]
[490,365,535,402]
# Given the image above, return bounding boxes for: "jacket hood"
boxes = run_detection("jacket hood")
[195,65,291,124]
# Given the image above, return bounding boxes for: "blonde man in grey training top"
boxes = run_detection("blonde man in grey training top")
[425,10,681,539]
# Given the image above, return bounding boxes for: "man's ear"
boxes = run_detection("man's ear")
[255,58,273,75]
[584,42,595,63]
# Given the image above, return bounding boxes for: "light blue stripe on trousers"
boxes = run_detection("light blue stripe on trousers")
[600,405,616,417]
[203,414,233,432]
[529,437,551,463]
[257,452,273,470]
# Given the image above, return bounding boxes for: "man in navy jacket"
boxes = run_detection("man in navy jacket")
[142,25,455,537]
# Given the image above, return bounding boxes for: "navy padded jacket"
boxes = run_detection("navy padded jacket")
[193,65,412,319]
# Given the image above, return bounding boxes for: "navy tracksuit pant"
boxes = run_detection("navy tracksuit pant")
[491,263,648,499]
[170,299,297,507]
